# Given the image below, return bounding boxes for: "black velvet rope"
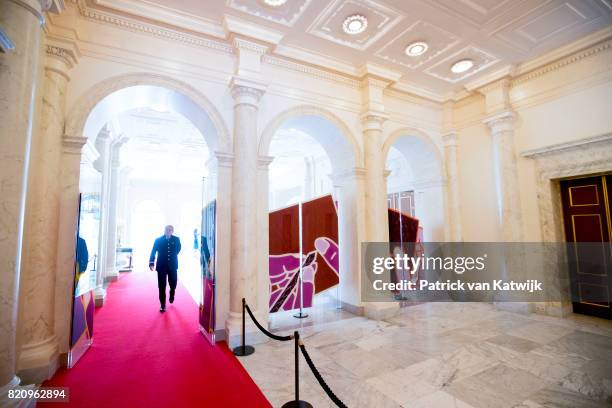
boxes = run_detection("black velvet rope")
[299,343,348,408]
[244,303,292,342]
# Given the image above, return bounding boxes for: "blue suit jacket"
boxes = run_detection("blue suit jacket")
[149,235,181,271]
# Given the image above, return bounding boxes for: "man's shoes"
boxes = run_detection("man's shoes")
[169,291,175,304]
[160,305,166,313]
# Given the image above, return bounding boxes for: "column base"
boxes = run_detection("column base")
[340,300,364,316]
[104,267,119,282]
[16,336,59,384]
[94,286,106,307]
[533,301,573,318]
[225,311,269,349]
[363,302,400,320]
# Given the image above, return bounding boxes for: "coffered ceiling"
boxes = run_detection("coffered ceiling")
[90,0,612,97]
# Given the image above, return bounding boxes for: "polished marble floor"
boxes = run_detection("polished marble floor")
[238,302,612,407]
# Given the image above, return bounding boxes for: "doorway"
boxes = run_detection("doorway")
[560,173,612,319]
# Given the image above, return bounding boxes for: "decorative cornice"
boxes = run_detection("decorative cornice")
[224,15,284,45]
[477,76,511,95]
[512,38,612,86]
[74,0,233,55]
[232,37,269,55]
[262,55,360,88]
[522,133,612,158]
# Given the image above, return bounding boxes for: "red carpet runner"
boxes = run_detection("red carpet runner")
[42,270,271,408]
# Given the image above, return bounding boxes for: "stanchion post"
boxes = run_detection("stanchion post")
[282,331,312,408]
[232,298,255,356]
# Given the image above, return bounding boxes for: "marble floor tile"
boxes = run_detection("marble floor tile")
[485,334,541,353]
[506,320,576,344]
[411,390,476,408]
[240,303,612,407]
[447,364,547,408]
[519,384,612,408]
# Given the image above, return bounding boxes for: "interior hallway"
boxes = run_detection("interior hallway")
[41,270,270,408]
[240,303,612,408]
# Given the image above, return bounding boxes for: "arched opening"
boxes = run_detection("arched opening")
[260,108,361,323]
[384,132,446,242]
[63,78,228,364]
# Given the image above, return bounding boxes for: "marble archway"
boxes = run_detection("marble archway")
[382,128,447,242]
[257,106,364,315]
[55,73,231,352]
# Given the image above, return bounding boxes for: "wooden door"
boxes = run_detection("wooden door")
[560,175,612,319]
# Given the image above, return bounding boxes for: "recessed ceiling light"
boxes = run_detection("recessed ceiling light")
[342,15,368,35]
[451,59,474,74]
[405,41,428,57]
[263,0,287,6]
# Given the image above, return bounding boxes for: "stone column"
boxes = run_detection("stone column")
[303,156,314,200]
[93,128,111,306]
[484,111,523,242]
[0,0,50,394]
[53,135,87,365]
[442,131,462,242]
[116,167,132,250]
[16,41,77,384]
[226,80,265,347]
[331,167,367,315]
[362,113,400,319]
[256,156,273,325]
[213,152,233,340]
[104,138,127,282]
[362,113,389,242]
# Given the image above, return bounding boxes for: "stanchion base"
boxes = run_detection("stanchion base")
[281,400,313,408]
[293,312,309,319]
[232,345,255,356]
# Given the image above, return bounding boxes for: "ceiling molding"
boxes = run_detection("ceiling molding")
[274,44,358,76]
[521,132,612,158]
[262,55,361,88]
[512,37,612,86]
[357,63,402,83]
[93,0,225,38]
[389,82,444,103]
[223,15,284,45]
[75,0,233,54]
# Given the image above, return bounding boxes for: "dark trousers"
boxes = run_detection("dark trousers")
[157,268,177,306]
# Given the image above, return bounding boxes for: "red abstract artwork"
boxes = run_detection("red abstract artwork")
[268,195,339,312]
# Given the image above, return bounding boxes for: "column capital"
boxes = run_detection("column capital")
[330,166,367,185]
[257,155,274,169]
[45,39,79,80]
[214,151,234,168]
[62,134,87,155]
[360,111,388,131]
[483,110,516,134]
[110,137,128,168]
[442,131,459,147]
[230,77,266,107]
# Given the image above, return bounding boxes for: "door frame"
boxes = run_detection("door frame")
[522,133,612,317]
